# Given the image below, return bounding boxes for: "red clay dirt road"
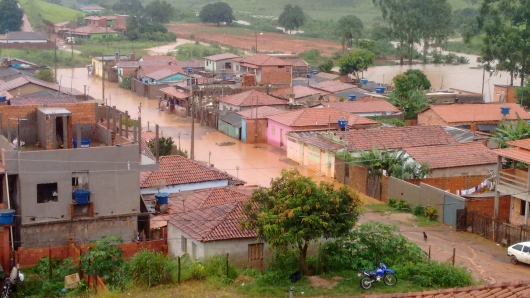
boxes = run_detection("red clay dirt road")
[167,23,343,56]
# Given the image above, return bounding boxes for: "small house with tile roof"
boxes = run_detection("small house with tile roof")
[417,103,530,133]
[137,65,187,84]
[80,5,105,13]
[155,186,266,263]
[0,75,84,100]
[269,85,329,107]
[140,155,244,195]
[267,107,380,149]
[403,142,497,178]
[235,54,293,86]
[217,89,287,111]
[237,106,287,143]
[203,53,240,73]
[323,100,402,118]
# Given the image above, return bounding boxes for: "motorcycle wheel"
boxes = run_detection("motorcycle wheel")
[383,274,397,286]
[360,277,372,289]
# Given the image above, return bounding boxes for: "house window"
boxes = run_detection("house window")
[286,68,291,73]
[271,125,275,135]
[181,236,187,253]
[192,242,197,259]
[521,199,527,216]
[37,183,58,203]
[72,171,89,190]
[248,243,264,261]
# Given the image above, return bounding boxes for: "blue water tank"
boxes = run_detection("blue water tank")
[348,94,357,101]
[72,138,91,148]
[375,86,386,94]
[73,189,90,204]
[500,106,510,115]
[12,63,20,68]
[338,119,348,129]
[360,78,368,84]
[312,69,318,74]
[306,73,312,78]
[0,96,6,103]
[155,193,169,205]
[0,209,15,225]
[187,67,193,73]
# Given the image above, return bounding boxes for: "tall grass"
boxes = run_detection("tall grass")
[19,0,84,28]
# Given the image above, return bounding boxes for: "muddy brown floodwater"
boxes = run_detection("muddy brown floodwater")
[57,68,333,187]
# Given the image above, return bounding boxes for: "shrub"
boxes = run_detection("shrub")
[412,204,424,216]
[119,74,133,90]
[425,206,438,220]
[320,222,427,271]
[396,200,409,211]
[397,261,473,288]
[125,249,176,286]
[388,197,397,208]
[318,59,333,73]
[203,254,238,283]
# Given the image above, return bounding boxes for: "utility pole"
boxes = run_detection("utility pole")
[102,66,105,103]
[188,68,195,160]
[54,39,57,82]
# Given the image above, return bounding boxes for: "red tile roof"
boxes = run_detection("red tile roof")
[421,103,530,123]
[236,106,287,119]
[165,187,257,242]
[310,81,355,93]
[175,60,204,69]
[140,131,156,160]
[159,86,189,99]
[270,85,327,100]
[324,100,400,114]
[238,54,292,66]
[203,53,240,61]
[0,75,82,95]
[268,107,377,128]
[140,56,177,63]
[345,126,458,151]
[140,155,240,188]
[10,97,77,106]
[218,90,286,107]
[73,26,118,35]
[493,147,530,164]
[140,65,185,80]
[506,139,530,150]
[366,280,530,298]
[405,143,497,169]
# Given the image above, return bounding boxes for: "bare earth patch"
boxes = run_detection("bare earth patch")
[307,276,339,289]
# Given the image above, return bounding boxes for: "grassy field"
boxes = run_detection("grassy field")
[74,39,169,60]
[0,48,89,68]
[19,0,84,28]
[443,37,483,56]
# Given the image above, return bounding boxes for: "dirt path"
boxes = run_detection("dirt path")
[22,14,32,32]
[360,210,530,283]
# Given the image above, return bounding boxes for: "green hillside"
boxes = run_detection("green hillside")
[19,0,84,28]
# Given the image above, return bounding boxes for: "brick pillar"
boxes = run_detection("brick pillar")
[2,225,11,274]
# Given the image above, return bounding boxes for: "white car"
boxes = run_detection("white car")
[508,241,530,265]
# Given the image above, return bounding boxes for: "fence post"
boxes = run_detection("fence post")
[48,246,52,281]
[260,257,264,275]
[321,247,325,275]
[428,245,431,262]
[226,253,229,278]
[148,259,151,287]
[177,256,181,285]
[452,248,456,266]
[78,248,83,278]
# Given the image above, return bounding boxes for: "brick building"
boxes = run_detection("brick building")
[236,106,287,143]
[236,54,293,86]
[417,103,530,132]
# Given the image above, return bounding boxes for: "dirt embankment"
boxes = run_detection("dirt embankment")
[166,23,343,56]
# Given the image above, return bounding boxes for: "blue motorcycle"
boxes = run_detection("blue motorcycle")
[358,263,397,289]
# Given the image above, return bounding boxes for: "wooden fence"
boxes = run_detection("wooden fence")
[468,212,530,246]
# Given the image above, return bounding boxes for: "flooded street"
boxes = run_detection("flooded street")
[57,68,321,187]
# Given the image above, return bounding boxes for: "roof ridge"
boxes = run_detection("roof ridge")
[203,201,244,241]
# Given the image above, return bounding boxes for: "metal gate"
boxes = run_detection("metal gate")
[443,194,465,227]
[456,209,467,231]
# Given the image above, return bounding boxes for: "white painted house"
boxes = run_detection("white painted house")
[165,187,268,264]
[0,32,48,43]
[203,53,240,73]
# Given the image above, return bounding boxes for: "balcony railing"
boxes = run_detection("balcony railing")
[499,170,528,193]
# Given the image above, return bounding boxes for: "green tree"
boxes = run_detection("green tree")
[403,69,431,90]
[148,136,174,156]
[278,4,305,34]
[318,59,333,73]
[490,115,530,148]
[145,0,174,24]
[338,49,375,79]
[478,0,530,86]
[516,81,530,107]
[112,0,143,15]
[419,0,452,63]
[334,15,364,51]
[241,169,362,275]
[79,236,124,284]
[35,69,56,83]
[389,70,432,119]
[199,2,234,26]
[0,0,23,32]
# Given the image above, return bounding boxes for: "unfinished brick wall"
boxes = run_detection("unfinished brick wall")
[467,195,511,222]
[14,239,167,269]
[261,66,291,85]
[406,175,489,195]
[0,102,96,128]
[417,109,449,126]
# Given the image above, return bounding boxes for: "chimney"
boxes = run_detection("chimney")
[130,52,135,60]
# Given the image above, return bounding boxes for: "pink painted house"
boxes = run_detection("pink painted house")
[266,107,379,149]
